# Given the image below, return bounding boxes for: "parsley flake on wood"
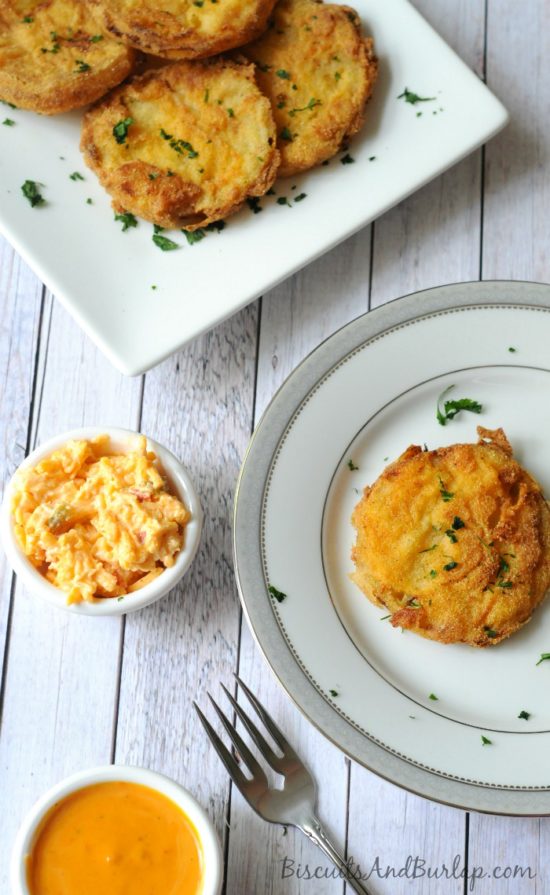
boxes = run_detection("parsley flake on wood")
[152,233,179,251]
[536,653,550,666]
[21,180,44,207]
[114,211,137,231]
[481,735,492,746]
[398,87,436,105]
[268,584,287,603]
[436,384,482,425]
[518,710,531,720]
[113,117,133,144]
[341,153,355,164]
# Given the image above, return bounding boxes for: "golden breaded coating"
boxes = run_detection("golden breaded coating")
[242,0,377,176]
[351,427,550,647]
[0,0,135,115]
[92,0,277,60]
[81,59,279,229]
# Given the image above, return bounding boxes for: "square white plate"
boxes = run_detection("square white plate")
[0,0,508,375]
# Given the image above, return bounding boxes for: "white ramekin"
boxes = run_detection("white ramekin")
[10,764,223,895]
[0,427,203,615]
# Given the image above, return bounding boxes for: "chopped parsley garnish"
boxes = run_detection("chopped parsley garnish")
[47,503,71,530]
[114,211,137,231]
[277,196,290,206]
[445,530,458,543]
[247,197,262,214]
[21,180,44,207]
[536,653,550,666]
[481,735,492,746]
[496,580,513,589]
[113,117,133,144]
[153,224,164,233]
[452,516,465,530]
[380,614,391,620]
[206,220,225,232]
[3,118,14,126]
[419,544,436,554]
[257,62,271,72]
[148,172,159,180]
[443,561,458,571]
[152,234,179,251]
[227,107,234,117]
[329,689,339,697]
[438,476,454,502]
[369,155,376,161]
[289,98,321,116]
[69,171,84,181]
[408,599,420,608]
[483,626,498,638]
[518,710,530,720]
[429,569,437,578]
[347,459,359,471]
[22,14,33,22]
[294,192,307,202]
[341,153,355,164]
[75,59,91,73]
[436,384,482,425]
[203,89,209,103]
[268,584,287,603]
[160,129,198,158]
[2,100,16,109]
[89,34,103,42]
[86,198,92,204]
[280,126,293,142]
[398,87,436,105]
[429,693,438,701]
[276,69,290,79]
[508,346,517,353]
[184,229,206,245]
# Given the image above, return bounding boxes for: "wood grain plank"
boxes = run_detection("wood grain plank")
[467,0,550,889]
[226,228,372,895]
[0,238,43,703]
[0,296,142,892]
[337,0,488,888]
[114,305,259,854]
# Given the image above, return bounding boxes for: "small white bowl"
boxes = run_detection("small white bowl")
[11,764,223,895]
[0,427,203,615]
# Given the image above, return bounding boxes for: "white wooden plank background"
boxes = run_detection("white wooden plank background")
[1,1,549,893]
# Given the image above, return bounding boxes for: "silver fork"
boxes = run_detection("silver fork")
[194,676,371,894]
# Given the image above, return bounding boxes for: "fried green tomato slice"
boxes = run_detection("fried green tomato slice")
[92,0,277,60]
[242,0,377,177]
[351,427,550,647]
[0,0,135,115]
[80,59,280,230]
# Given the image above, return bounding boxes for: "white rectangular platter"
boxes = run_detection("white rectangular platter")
[0,0,508,375]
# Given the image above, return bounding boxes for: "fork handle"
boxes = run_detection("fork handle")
[299,815,372,894]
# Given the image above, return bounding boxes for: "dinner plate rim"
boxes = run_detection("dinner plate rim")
[233,279,550,816]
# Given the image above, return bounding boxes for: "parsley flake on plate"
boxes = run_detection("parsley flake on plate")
[21,180,44,207]
[184,229,206,245]
[152,234,179,251]
[294,192,307,202]
[3,118,14,126]
[347,459,358,471]
[429,693,438,701]
[518,710,531,720]
[481,735,492,746]
[247,197,262,214]
[436,384,482,425]
[329,689,339,697]
[398,87,436,105]
[69,171,84,181]
[268,584,287,603]
[341,153,355,164]
[114,211,137,231]
[536,653,550,666]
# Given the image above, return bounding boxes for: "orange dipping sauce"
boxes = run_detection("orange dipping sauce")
[26,781,204,895]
